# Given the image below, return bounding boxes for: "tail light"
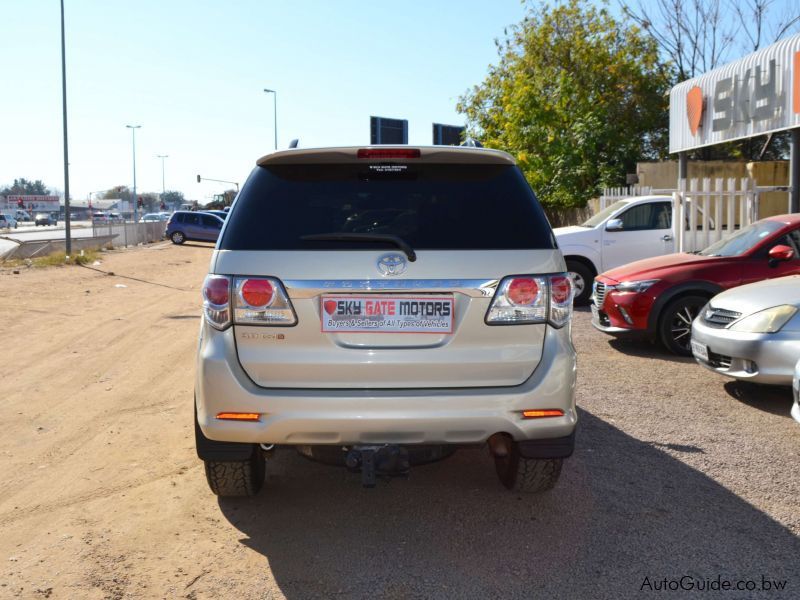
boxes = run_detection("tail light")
[201,275,297,329]
[202,275,231,330]
[233,277,296,326]
[357,148,421,159]
[485,274,573,328]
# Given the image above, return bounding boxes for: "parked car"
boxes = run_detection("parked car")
[591,214,800,355]
[166,211,223,244]
[194,145,577,497]
[556,195,712,305]
[793,358,800,424]
[92,211,109,223]
[140,213,162,222]
[108,212,124,223]
[158,212,171,221]
[34,213,58,226]
[691,275,800,386]
[0,214,18,229]
[14,209,32,222]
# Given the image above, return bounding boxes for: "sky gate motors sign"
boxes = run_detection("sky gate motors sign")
[321,295,454,333]
[669,33,800,154]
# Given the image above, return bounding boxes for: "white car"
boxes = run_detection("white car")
[555,195,716,305]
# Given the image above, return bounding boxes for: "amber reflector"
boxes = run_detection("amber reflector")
[215,412,261,421]
[522,409,564,419]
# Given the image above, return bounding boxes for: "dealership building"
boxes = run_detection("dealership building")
[669,32,800,212]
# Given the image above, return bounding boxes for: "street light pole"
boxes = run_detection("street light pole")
[60,0,72,257]
[263,88,277,150]
[126,125,141,225]
[157,154,169,194]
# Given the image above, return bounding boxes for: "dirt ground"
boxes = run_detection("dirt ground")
[1,242,798,599]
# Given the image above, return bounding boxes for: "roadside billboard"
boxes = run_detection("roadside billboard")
[669,33,800,153]
[1,195,60,212]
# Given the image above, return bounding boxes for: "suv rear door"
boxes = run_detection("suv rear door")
[214,151,564,389]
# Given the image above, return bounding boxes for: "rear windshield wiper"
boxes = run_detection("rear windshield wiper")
[300,233,417,262]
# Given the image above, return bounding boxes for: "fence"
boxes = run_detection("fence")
[598,186,677,210]
[91,221,167,247]
[675,178,758,253]
[600,179,760,253]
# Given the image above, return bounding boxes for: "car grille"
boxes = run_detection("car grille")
[708,349,732,369]
[594,281,607,308]
[702,307,742,328]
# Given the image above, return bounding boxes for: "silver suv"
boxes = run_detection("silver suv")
[195,146,577,496]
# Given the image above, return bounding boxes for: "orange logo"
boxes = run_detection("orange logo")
[686,86,704,135]
[793,51,800,114]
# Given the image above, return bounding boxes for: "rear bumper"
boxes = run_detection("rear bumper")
[691,320,800,385]
[195,320,577,446]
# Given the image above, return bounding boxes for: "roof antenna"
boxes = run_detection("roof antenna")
[289,139,299,149]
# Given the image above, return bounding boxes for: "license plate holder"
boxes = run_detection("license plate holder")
[321,295,454,334]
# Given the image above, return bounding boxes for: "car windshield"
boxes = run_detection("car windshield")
[580,200,630,227]
[698,220,783,256]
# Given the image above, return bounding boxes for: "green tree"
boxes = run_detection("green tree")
[1,178,50,195]
[457,0,671,210]
[101,186,131,202]
[160,190,185,209]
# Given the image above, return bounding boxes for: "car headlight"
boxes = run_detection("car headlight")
[729,305,798,333]
[615,279,660,293]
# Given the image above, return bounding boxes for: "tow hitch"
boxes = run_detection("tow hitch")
[345,444,410,487]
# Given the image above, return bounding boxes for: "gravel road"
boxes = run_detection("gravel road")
[1,242,798,599]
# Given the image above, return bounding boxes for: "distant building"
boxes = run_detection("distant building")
[432,123,465,146]
[370,116,408,144]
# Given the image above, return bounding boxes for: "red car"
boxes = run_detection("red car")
[591,214,800,355]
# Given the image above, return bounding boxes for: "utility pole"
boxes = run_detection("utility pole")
[60,0,71,257]
[263,88,278,150]
[126,125,141,225]
[157,154,169,194]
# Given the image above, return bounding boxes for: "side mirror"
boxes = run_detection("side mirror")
[768,244,794,263]
[605,218,624,232]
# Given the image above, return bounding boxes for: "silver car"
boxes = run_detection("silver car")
[691,275,800,385]
[194,146,577,496]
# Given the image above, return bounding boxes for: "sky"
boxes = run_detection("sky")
[2,1,798,204]
[0,0,528,203]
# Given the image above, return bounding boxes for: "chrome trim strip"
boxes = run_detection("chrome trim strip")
[283,278,500,298]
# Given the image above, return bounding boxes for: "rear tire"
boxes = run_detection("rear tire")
[566,260,593,306]
[658,294,707,356]
[171,231,185,245]
[204,454,265,497]
[494,443,563,493]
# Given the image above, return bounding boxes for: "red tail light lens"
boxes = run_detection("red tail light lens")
[507,277,540,305]
[203,276,229,306]
[202,275,231,330]
[550,275,571,304]
[357,148,421,159]
[241,279,274,308]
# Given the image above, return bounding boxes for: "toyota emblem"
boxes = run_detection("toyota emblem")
[376,253,407,277]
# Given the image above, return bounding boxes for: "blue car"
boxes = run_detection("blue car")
[166,211,224,244]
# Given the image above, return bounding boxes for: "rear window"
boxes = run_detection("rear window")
[220,163,555,250]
